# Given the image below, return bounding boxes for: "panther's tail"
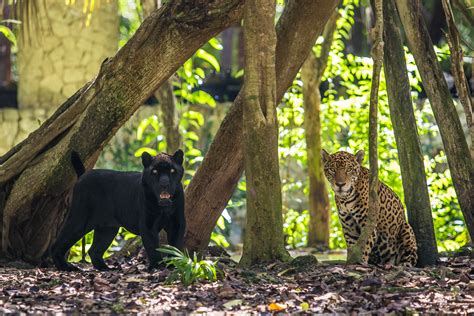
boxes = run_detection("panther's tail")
[71,150,87,261]
[71,151,86,177]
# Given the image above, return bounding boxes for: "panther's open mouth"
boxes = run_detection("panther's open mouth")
[160,192,172,200]
[158,192,173,207]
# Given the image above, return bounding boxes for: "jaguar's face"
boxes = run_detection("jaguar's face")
[321,149,364,198]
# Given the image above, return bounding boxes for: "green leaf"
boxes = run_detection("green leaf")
[134,147,157,157]
[0,25,16,46]
[191,90,216,107]
[196,48,220,72]
[208,37,223,50]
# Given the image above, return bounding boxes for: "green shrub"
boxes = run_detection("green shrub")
[158,245,220,286]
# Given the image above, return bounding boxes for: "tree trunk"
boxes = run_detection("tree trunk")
[300,12,338,248]
[441,0,474,163]
[184,0,340,252]
[0,0,244,263]
[395,0,474,242]
[383,0,438,266]
[239,0,289,267]
[156,80,181,153]
[347,0,383,265]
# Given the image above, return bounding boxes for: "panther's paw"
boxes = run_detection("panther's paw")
[59,263,82,272]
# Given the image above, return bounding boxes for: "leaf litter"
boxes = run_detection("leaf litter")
[0,253,472,314]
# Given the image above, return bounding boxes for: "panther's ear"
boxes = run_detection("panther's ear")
[321,149,330,165]
[355,150,365,164]
[172,149,184,165]
[141,152,153,168]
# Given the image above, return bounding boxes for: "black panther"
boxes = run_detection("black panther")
[50,150,186,271]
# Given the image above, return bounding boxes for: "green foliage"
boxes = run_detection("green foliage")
[211,212,231,248]
[283,209,309,248]
[158,245,220,286]
[425,152,468,252]
[118,0,142,48]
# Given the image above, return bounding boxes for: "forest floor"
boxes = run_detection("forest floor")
[0,250,472,314]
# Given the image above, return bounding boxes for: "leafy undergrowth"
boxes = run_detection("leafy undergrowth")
[0,253,472,314]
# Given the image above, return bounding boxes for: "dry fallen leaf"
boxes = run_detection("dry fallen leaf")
[223,299,243,309]
[268,302,287,311]
[300,302,310,311]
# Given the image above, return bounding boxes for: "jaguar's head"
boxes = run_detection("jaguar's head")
[321,149,365,198]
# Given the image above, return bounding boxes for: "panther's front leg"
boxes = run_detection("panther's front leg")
[140,216,162,270]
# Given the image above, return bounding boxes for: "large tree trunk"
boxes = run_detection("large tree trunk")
[239,0,289,267]
[300,12,338,248]
[383,0,438,266]
[0,0,244,263]
[347,0,383,265]
[395,0,474,242]
[184,0,340,251]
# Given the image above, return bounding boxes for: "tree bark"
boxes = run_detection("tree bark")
[0,0,244,263]
[239,0,289,267]
[383,0,438,266]
[346,0,383,265]
[395,0,474,242]
[442,0,474,163]
[184,0,340,252]
[300,11,338,248]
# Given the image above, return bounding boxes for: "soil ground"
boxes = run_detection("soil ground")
[0,251,472,314]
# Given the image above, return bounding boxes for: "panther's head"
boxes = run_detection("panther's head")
[141,150,184,209]
[321,149,365,198]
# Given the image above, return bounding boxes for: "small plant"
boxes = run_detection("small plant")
[158,245,220,286]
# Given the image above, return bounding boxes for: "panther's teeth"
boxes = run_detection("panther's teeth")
[160,192,171,199]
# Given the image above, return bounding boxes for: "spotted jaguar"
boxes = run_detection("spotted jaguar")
[321,149,417,267]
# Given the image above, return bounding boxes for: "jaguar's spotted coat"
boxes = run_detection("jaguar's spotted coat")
[321,149,418,267]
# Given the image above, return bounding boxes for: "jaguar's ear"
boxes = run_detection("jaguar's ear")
[141,152,153,168]
[172,149,184,165]
[321,149,330,165]
[355,150,365,164]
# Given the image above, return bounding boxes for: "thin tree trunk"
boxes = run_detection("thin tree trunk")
[239,0,289,267]
[346,0,384,265]
[184,0,340,252]
[300,11,338,248]
[383,0,438,266]
[395,0,474,242]
[156,80,181,153]
[442,0,474,163]
[0,0,244,263]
